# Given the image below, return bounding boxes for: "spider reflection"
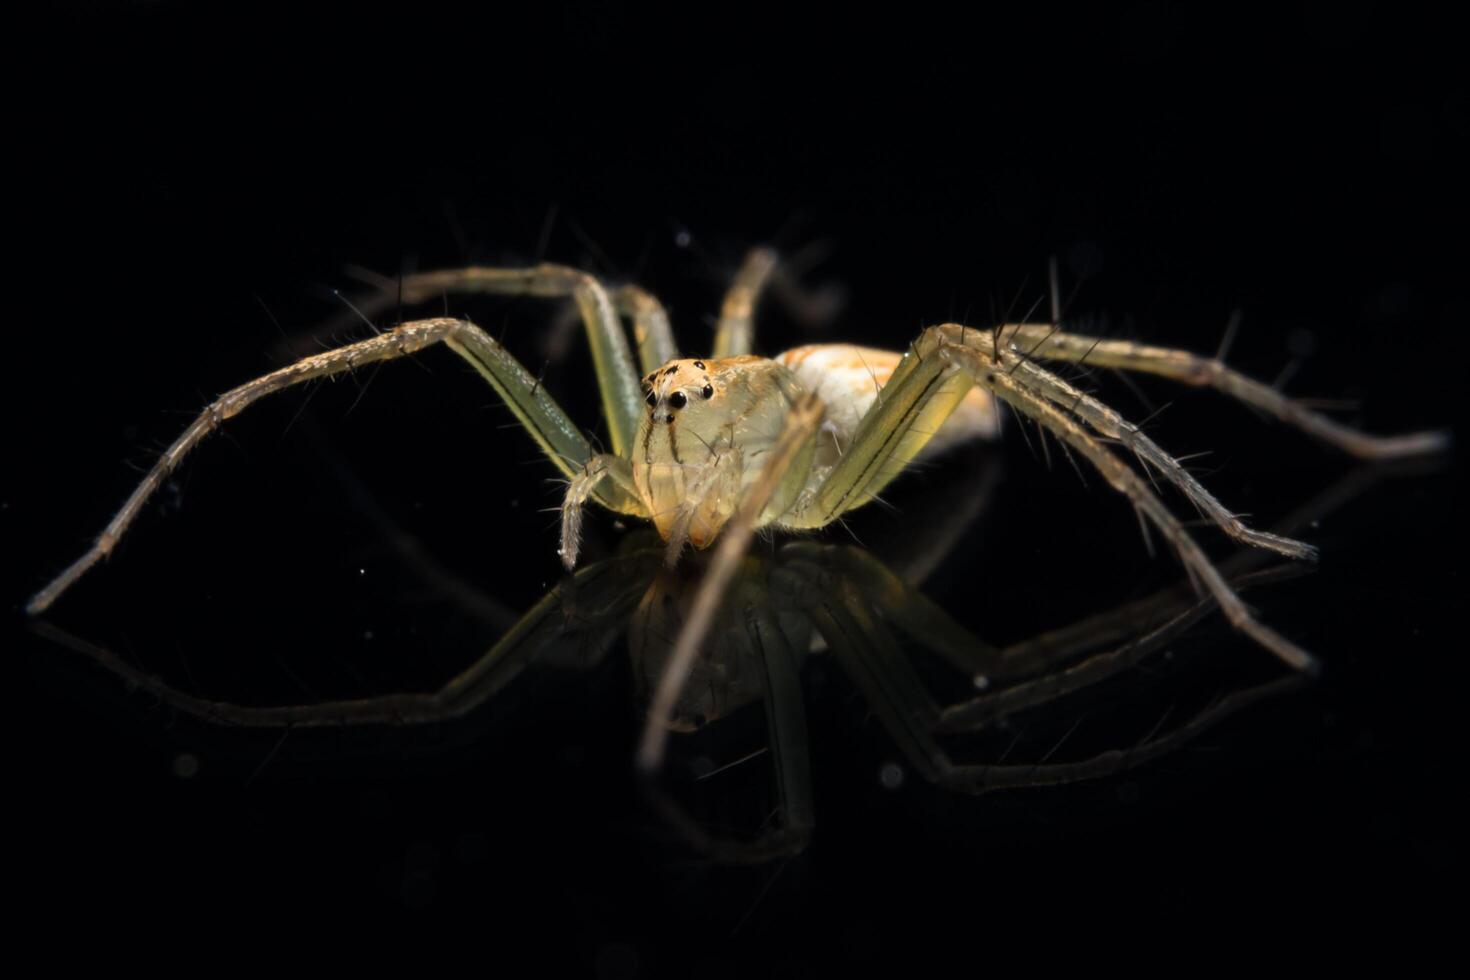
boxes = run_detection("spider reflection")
[37,455,1418,864]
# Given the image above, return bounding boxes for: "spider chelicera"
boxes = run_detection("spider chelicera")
[27,246,1447,775]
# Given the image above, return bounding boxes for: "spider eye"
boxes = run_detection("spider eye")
[701,384,714,399]
[645,390,657,406]
[668,391,687,409]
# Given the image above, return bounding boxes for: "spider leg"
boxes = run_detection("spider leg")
[999,324,1449,459]
[29,318,642,615]
[785,330,983,525]
[29,553,656,727]
[988,455,1409,678]
[1005,356,1318,559]
[614,285,680,373]
[636,394,825,772]
[712,247,779,358]
[954,337,1318,671]
[365,264,644,456]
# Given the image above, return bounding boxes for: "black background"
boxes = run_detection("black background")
[8,1,1465,971]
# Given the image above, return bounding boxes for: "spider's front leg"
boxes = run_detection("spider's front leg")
[350,263,647,456]
[29,317,640,615]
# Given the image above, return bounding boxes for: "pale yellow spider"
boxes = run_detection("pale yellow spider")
[27,247,1446,775]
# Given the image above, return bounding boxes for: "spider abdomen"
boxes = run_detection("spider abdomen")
[776,344,1001,465]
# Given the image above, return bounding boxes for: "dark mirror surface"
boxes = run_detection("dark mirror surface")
[9,2,1462,969]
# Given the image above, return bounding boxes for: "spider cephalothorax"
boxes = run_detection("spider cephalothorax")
[635,355,808,550]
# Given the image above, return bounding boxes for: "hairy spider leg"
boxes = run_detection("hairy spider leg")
[712,246,779,358]
[365,252,800,440]
[375,264,646,457]
[615,284,680,373]
[998,324,1450,460]
[27,317,642,615]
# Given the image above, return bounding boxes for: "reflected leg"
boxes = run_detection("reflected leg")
[29,554,656,727]
[806,575,1307,795]
[641,600,816,863]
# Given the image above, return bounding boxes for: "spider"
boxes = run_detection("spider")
[27,247,1447,777]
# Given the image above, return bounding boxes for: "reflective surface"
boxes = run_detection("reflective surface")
[9,3,1464,966]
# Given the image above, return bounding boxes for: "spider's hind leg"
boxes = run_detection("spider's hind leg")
[998,323,1449,459]
[357,263,646,457]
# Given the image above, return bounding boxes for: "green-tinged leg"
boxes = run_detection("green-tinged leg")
[999,323,1449,459]
[387,264,644,457]
[615,285,680,373]
[711,247,778,358]
[955,334,1318,672]
[792,328,978,525]
[29,318,638,616]
[1006,356,1317,560]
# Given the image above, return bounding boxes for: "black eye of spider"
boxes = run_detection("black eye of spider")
[645,390,657,406]
[693,360,705,370]
[668,391,687,409]
[701,384,714,399]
